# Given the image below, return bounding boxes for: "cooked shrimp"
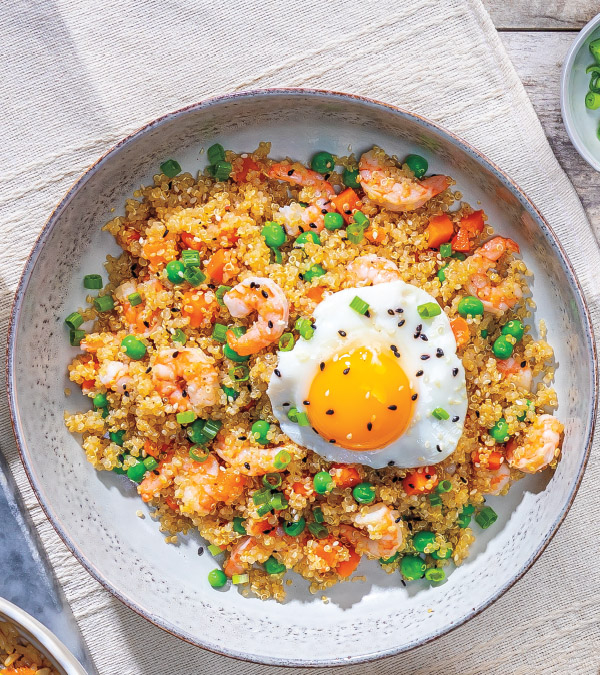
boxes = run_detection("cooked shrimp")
[269,162,335,235]
[114,278,163,335]
[479,463,511,495]
[497,356,532,391]
[223,277,289,356]
[506,414,563,473]
[152,348,219,410]
[463,237,522,315]
[359,148,450,212]
[346,254,401,286]
[224,536,258,577]
[214,434,295,476]
[339,503,404,559]
[138,455,175,503]
[97,360,131,394]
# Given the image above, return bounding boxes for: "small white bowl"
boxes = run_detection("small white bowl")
[561,13,600,171]
[0,598,86,674]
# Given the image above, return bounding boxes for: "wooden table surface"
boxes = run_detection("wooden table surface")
[482,0,600,229]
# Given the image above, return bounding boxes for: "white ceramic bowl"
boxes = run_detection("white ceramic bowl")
[0,598,86,674]
[561,13,600,171]
[7,90,596,666]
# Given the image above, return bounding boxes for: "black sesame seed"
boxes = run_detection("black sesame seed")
[436,444,442,452]
[436,348,444,357]
[345,209,352,215]
[398,320,405,327]
[197,547,204,556]
[321,209,328,214]
[416,369,424,376]
[343,367,350,375]
[401,579,407,587]
[207,283,216,289]
[282,402,290,407]
[302,457,308,462]
[452,416,460,422]
[143,320,150,328]
[320,362,325,371]
[303,400,310,405]
[425,473,431,479]
[460,476,468,484]
[268,320,274,329]
[475,411,480,418]
[239,436,247,441]
[329,439,336,443]
[408,483,415,489]
[170,307,180,312]
[298,225,305,233]
[263,528,274,534]
[421,355,430,360]
[365,310,371,318]
[244,462,250,470]
[123,391,129,397]
[521,360,526,368]
[411,394,418,401]
[162,229,169,238]
[452,367,459,376]
[145,367,152,373]
[261,290,269,299]
[390,345,398,353]
[298,273,304,280]
[250,281,256,288]
[287,169,295,176]
[312,427,319,434]
[326,409,334,415]
[172,351,179,358]
[387,309,395,315]
[182,390,187,398]
[338,330,346,337]
[388,405,397,410]
[396,308,404,313]
[274,368,281,377]
[309,222,317,229]
[367,422,373,431]
[388,460,395,467]
[395,516,402,523]
[420,334,429,342]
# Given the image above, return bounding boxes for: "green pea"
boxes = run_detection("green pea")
[352,482,376,504]
[109,430,125,446]
[437,264,448,283]
[501,320,524,341]
[380,552,400,564]
[310,151,335,174]
[342,168,361,188]
[413,531,436,553]
[93,393,108,408]
[126,460,147,483]
[324,212,344,231]
[261,221,286,248]
[458,296,484,317]
[294,231,320,248]
[233,517,247,535]
[165,260,186,284]
[251,420,271,445]
[264,556,286,575]
[303,264,326,282]
[404,154,428,179]
[480,329,488,339]
[489,417,510,443]
[493,335,514,359]
[400,554,426,580]
[517,399,534,422]
[208,569,227,588]
[121,335,147,360]
[283,517,306,537]
[431,546,453,560]
[313,471,333,494]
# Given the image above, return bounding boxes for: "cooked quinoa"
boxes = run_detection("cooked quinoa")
[65,143,562,600]
[0,620,58,674]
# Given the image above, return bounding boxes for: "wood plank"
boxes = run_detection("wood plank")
[500,31,600,234]
[484,0,597,31]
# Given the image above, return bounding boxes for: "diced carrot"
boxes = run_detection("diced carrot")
[206,249,228,283]
[460,210,485,234]
[331,188,361,224]
[451,210,485,252]
[450,316,470,349]
[472,449,504,472]
[292,481,311,496]
[164,496,180,512]
[402,467,439,496]
[306,286,326,303]
[336,547,361,578]
[180,232,203,251]
[181,290,218,328]
[331,464,361,489]
[232,156,261,183]
[426,214,454,249]
[313,536,339,568]
[364,227,382,244]
[451,228,472,252]
[1,668,39,675]
[143,440,161,459]
[247,518,276,535]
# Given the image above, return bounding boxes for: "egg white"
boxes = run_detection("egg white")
[267,281,468,469]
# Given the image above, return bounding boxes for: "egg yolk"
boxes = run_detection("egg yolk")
[306,345,415,450]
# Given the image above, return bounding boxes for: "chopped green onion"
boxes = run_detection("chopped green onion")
[436,480,452,493]
[143,456,158,471]
[295,317,315,340]
[176,411,197,425]
[346,223,365,244]
[457,512,471,528]
[69,329,86,346]
[181,249,201,267]
[480,329,488,339]
[231,573,249,585]
[127,292,142,306]
[425,568,446,583]
[278,332,295,351]
[160,159,181,178]
[212,323,228,343]
[229,365,249,382]
[417,302,442,319]
[252,487,272,505]
[189,445,210,462]
[475,506,498,529]
[93,295,115,312]
[216,285,232,306]
[452,251,466,261]
[313,507,324,523]
[264,556,286,575]
[263,473,282,489]
[462,504,475,515]
[429,494,443,506]
[349,295,369,316]
[65,312,83,330]
[202,419,222,440]
[308,522,328,539]
[439,243,452,258]
[172,329,187,344]
[283,517,306,537]
[432,407,450,420]
[296,411,310,426]
[213,160,232,181]
[207,143,226,164]
[183,266,206,287]
[208,544,223,556]
[269,492,289,511]
[287,407,299,423]
[233,517,246,535]
[586,91,600,109]
[273,449,291,470]
[437,264,448,283]
[257,502,273,517]
[221,385,239,401]
[352,211,369,227]
[83,274,103,289]
[590,37,600,65]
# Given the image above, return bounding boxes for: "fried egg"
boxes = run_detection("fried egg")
[267,281,467,468]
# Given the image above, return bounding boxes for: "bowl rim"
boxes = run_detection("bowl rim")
[6,87,597,667]
[561,12,600,172]
[0,597,87,674]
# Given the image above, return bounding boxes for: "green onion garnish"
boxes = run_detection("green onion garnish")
[439,243,452,258]
[229,365,249,382]
[143,456,158,471]
[436,480,452,493]
[313,507,324,523]
[83,274,103,289]
[184,266,206,287]
[263,473,282,489]
[213,160,232,181]
[270,492,289,511]
[425,568,446,583]
[352,211,369,227]
[231,573,249,585]
[215,285,232,306]
[308,522,328,539]
[181,249,201,267]
[207,143,226,164]
[69,329,86,346]
[232,517,246,535]
[252,487,272,506]
[65,312,83,330]
[287,407,299,423]
[93,295,115,313]
[432,408,450,420]
[212,323,228,343]
[187,419,211,446]
[176,411,197,425]
[278,332,295,351]
[160,159,181,178]
[295,317,315,340]
[221,385,239,401]
[208,544,223,556]
[417,302,442,319]
[127,292,142,307]
[297,412,310,427]
[456,512,471,528]
[189,445,210,462]
[202,419,222,440]
[273,449,291,470]
[256,502,273,517]
[475,506,498,529]
[429,494,443,506]
[346,223,365,244]
[172,329,187,344]
[349,295,369,315]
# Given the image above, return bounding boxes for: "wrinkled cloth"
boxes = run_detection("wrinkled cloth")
[1,0,599,672]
